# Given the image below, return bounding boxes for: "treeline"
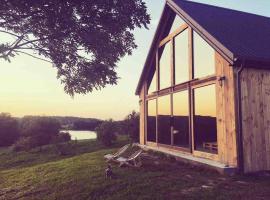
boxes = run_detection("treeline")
[23,116,102,131]
[0,111,140,150]
[0,113,70,151]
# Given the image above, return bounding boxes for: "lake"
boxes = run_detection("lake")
[65,130,97,140]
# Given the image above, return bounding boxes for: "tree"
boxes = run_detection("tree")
[20,116,61,147]
[95,119,117,146]
[0,0,150,96]
[122,111,140,142]
[0,113,19,146]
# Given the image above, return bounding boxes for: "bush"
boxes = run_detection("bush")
[20,116,61,147]
[12,137,36,152]
[95,119,117,146]
[0,113,20,147]
[53,132,71,143]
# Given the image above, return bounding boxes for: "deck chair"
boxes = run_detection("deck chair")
[116,149,143,167]
[104,144,130,162]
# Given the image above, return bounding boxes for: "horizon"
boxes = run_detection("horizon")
[1,0,270,120]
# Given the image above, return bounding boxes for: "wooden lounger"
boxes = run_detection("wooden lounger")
[104,144,130,162]
[116,149,143,168]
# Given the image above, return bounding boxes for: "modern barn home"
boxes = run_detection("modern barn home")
[136,0,270,174]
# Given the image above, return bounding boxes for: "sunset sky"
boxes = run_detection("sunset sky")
[0,0,270,120]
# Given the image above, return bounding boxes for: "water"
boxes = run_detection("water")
[65,130,97,140]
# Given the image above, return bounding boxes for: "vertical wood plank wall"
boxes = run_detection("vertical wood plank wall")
[240,68,270,173]
[215,53,238,167]
[139,83,146,145]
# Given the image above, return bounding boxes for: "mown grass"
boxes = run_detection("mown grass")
[0,137,270,200]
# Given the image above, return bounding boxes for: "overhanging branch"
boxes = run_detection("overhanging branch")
[14,50,52,63]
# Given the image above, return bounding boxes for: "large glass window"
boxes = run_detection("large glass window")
[169,15,185,35]
[148,71,156,94]
[159,42,171,89]
[194,32,215,78]
[175,30,189,84]
[146,21,219,156]
[147,99,157,142]
[158,95,171,145]
[194,85,217,154]
[173,91,189,148]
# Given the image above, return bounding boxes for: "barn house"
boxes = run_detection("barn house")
[136,0,270,173]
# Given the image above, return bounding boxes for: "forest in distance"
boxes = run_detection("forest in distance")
[12,115,103,131]
[0,111,139,150]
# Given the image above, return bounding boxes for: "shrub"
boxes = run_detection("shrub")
[20,116,61,147]
[0,113,20,147]
[95,119,117,146]
[12,137,37,152]
[53,132,71,143]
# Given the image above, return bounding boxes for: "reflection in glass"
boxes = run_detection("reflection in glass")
[158,95,171,145]
[194,85,217,154]
[173,91,189,148]
[194,31,215,78]
[175,30,189,84]
[147,99,156,142]
[159,42,171,90]
[169,15,185,35]
[148,71,156,94]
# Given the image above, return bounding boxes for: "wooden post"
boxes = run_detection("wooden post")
[188,27,194,153]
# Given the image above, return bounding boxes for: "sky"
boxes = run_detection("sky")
[0,0,270,120]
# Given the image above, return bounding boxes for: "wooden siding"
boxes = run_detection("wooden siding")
[139,82,146,145]
[215,53,238,167]
[240,68,270,173]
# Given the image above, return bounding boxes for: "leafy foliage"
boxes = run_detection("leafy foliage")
[95,119,117,146]
[0,0,150,95]
[14,116,61,150]
[12,136,36,152]
[121,111,140,142]
[54,131,71,143]
[72,119,102,131]
[0,113,19,146]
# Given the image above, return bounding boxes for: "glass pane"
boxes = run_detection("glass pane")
[148,71,156,94]
[194,85,217,154]
[159,42,171,90]
[194,31,215,78]
[173,91,189,148]
[147,99,156,142]
[158,95,171,145]
[175,30,189,84]
[169,15,185,35]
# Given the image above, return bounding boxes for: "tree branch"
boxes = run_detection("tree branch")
[5,35,25,57]
[0,30,21,38]
[14,50,52,63]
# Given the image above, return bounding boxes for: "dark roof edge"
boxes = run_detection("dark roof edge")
[175,0,270,20]
[167,0,235,62]
[235,55,270,69]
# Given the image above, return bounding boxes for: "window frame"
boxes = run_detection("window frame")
[145,19,218,158]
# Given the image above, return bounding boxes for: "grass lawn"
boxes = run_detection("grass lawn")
[0,137,270,200]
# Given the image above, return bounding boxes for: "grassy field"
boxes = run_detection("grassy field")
[0,137,270,200]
